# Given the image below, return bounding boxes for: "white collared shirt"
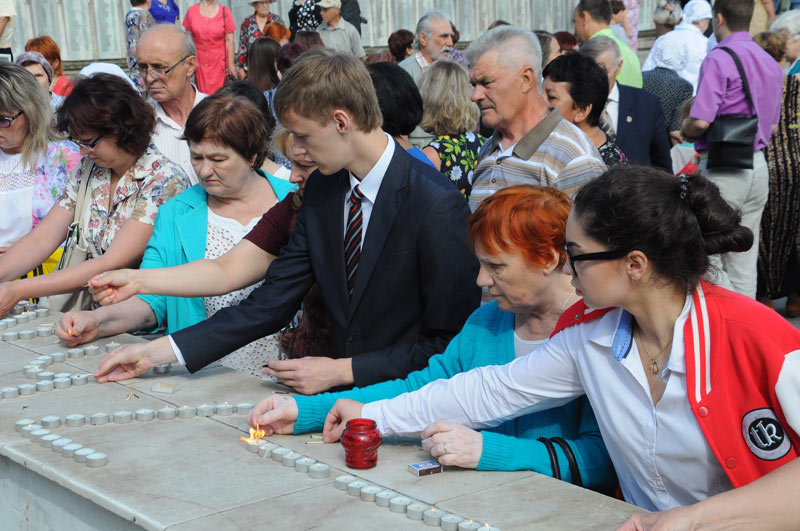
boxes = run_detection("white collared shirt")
[606,83,620,134]
[149,87,207,185]
[342,132,395,243]
[362,294,733,511]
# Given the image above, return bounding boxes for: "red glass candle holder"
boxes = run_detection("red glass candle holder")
[341,418,382,469]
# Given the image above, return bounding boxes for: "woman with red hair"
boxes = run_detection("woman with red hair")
[24,36,73,97]
[246,185,617,490]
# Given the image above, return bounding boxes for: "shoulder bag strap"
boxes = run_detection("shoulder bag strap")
[72,159,98,257]
[718,46,755,114]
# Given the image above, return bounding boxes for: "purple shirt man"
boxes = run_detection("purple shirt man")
[690,32,783,152]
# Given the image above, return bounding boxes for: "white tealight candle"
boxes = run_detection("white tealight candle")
[40,434,61,447]
[90,413,110,425]
[67,348,85,359]
[36,326,53,337]
[29,428,51,441]
[157,407,177,420]
[113,411,133,424]
[245,439,266,453]
[18,383,37,395]
[282,451,303,468]
[35,308,49,318]
[23,367,39,379]
[1,386,19,398]
[406,503,430,520]
[15,418,37,432]
[11,303,24,314]
[375,490,398,507]
[53,372,71,379]
[257,442,278,458]
[389,496,412,514]
[86,452,108,468]
[152,364,171,374]
[359,485,382,502]
[73,448,96,463]
[36,355,53,366]
[196,404,215,417]
[18,330,35,340]
[235,402,254,415]
[65,414,86,427]
[61,443,83,458]
[21,424,42,437]
[215,402,233,416]
[83,345,100,356]
[271,447,292,463]
[53,378,71,389]
[52,438,73,453]
[70,374,89,386]
[177,406,196,419]
[135,409,155,421]
[3,331,19,341]
[36,380,55,392]
[457,520,481,530]
[36,371,55,380]
[334,474,357,491]
[24,302,36,312]
[294,456,316,472]
[40,416,61,429]
[422,508,444,527]
[104,342,120,353]
[440,515,465,531]
[346,480,368,496]
[0,320,6,330]
[308,463,331,479]
[14,314,29,324]
[51,352,66,362]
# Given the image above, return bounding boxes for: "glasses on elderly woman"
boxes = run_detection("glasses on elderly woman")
[137,55,190,80]
[0,111,23,129]
[68,133,104,151]
[565,244,630,279]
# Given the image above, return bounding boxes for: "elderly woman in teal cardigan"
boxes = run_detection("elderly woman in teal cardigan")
[56,94,294,372]
[243,186,617,491]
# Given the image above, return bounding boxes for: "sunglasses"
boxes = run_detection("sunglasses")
[0,111,23,129]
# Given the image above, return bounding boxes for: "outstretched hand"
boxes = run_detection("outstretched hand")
[248,395,299,436]
[94,336,177,383]
[88,269,139,306]
[322,398,364,442]
[56,311,100,347]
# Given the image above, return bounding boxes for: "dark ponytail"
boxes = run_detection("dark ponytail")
[572,166,753,291]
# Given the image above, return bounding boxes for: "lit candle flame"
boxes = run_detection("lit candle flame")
[240,423,265,444]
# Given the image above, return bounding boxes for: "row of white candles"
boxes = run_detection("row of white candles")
[14,418,107,467]
[244,439,332,479]
[332,475,500,530]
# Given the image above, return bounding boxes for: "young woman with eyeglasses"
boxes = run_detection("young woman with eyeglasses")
[323,166,800,529]
[0,73,189,315]
[0,64,80,282]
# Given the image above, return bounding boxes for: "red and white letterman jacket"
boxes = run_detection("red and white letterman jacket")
[554,281,800,487]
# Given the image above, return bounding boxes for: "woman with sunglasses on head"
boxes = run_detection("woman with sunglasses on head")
[0,73,189,315]
[0,64,80,280]
[323,167,800,529]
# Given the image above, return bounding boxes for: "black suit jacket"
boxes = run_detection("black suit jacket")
[172,143,481,387]
[616,84,672,171]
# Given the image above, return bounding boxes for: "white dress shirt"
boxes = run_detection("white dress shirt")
[149,87,207,185]
[605,83,620,134]
[362,295,735,511]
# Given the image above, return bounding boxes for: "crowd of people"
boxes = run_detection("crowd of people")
[0,0,799,529]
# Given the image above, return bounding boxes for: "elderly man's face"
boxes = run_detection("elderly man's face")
[420,17,453,61]
[594,49,621,92]
[470,50,525,132]
[137,31,194,102]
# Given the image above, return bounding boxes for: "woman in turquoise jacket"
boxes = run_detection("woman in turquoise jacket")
[56,94,293,371]
[246,186,617,492]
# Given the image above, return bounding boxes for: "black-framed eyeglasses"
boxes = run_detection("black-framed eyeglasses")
[68,133,104,150]
[565,244,630,278]
[138,55,190,80]
[0,111,23,129]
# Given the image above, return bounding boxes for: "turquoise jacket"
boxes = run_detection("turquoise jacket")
[294,301,616,490]
[138,171,294,334]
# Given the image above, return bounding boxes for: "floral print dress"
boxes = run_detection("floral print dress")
[236,12,283,70]
[427,131,486,200]
[125,7,156,90]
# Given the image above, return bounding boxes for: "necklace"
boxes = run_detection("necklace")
[635,327,673,375]
[560,288,576,313]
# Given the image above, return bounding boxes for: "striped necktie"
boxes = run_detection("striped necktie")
[344,185,364,296]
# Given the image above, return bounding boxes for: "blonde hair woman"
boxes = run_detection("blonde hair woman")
[419,60,485,200]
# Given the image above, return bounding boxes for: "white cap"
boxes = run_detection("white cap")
[682,0,713,24]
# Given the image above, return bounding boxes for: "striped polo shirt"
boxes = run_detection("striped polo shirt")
[468,108,607,212]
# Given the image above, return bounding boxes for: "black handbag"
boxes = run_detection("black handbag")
[706,47,759,170]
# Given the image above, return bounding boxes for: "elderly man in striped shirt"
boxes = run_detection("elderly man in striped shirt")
[467,26,607,212]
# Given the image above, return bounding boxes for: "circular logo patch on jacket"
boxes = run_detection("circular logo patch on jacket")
[741,408,792,461]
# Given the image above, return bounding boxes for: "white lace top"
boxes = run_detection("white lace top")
[204,207,284,376]
[0,151,35,248]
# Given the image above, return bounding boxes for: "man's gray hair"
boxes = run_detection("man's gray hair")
[412,10,451,50]
[465,26,543,87]
[579,35,621,66]
[772,9,800,39]
[141,23,196,57]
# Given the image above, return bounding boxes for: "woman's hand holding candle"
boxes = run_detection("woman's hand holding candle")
[88,269,140,306]
[94,336,177,382]
[248,395,299,436]
[56,311,100,347]
[322,399,364,443]
[421,421,483,469]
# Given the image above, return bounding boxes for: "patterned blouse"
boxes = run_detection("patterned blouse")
[125,7,156,90]
[598,139,629,168]
[288,0,321,34]
[56,145,190,256]
[427,131,486,199]
[236,12,283,69]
